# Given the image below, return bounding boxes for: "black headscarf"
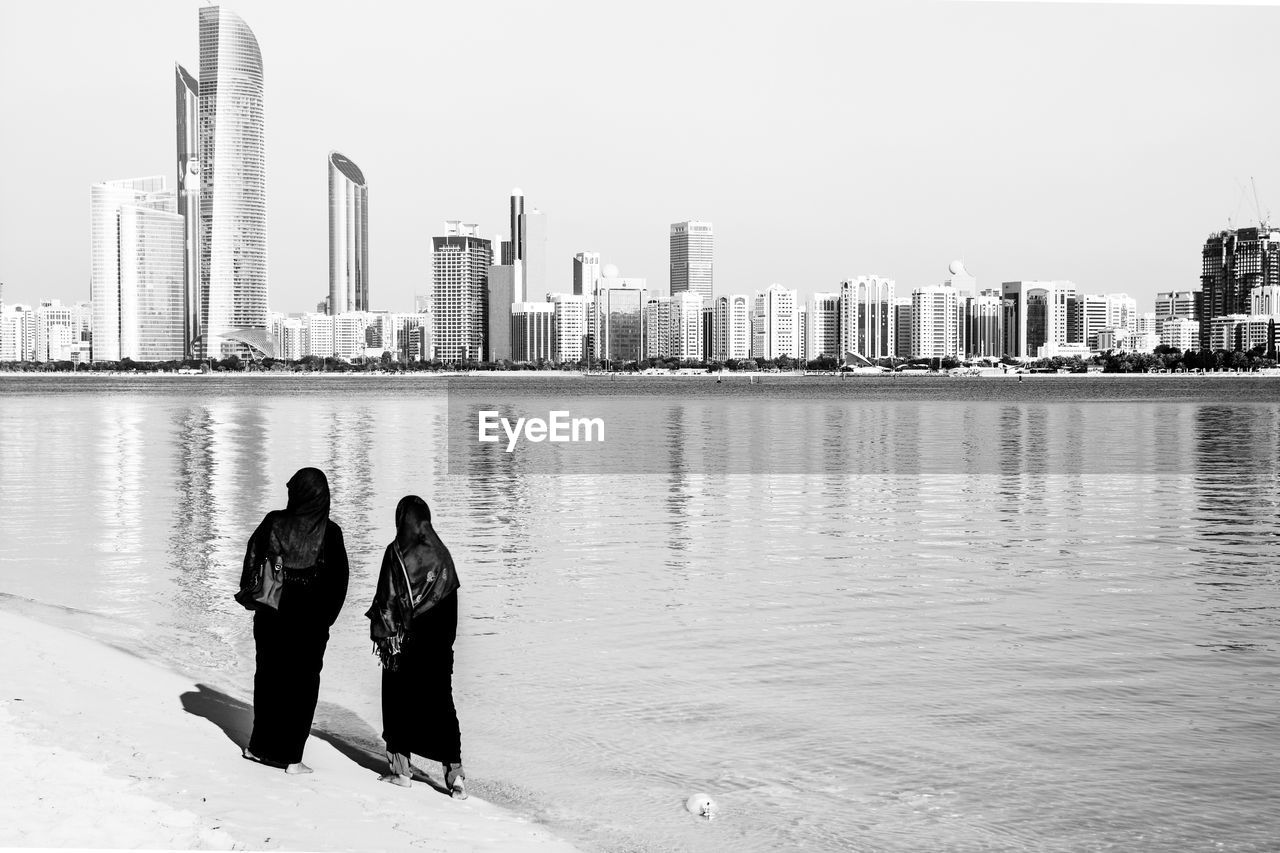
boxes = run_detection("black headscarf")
[269,468,330,568]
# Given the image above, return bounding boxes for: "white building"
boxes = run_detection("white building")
[303,312,335,358]
[33,300,93,362]
[333,312,371,360]
[90,176,185,362]
[643,296,672,359]
[713,294,751,362]
[432,222,493,362]
[271,313,304,360]
[911,285,961,359]
[1159,317,1200,352]
[572,252,600,298]
[1209,314,1277,353]
[1155,290,1199,322]
[807,292,840,361]
[671,291,704,361]
[0,305,28,361]
[752,284,799,360]
[548,293,589,363]
[669,221,713,303]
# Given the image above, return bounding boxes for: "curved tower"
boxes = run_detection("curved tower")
[198,6,269,357]
[328,151,368,314]
[175,64,200,358]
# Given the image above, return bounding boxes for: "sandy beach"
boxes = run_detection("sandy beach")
[0,609,579,852]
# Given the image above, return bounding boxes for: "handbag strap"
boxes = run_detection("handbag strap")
[392,544,422,608]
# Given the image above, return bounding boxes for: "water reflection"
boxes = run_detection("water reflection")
[3,378,1280,853]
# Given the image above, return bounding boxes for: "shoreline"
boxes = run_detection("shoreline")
[0,608,579,852]
[2,369,1279,379]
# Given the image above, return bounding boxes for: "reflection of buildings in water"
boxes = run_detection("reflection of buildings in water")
[167,398,270,673]
[1193,405,1280,554]
[95,396,146,604]
[324,405,378,564]
[1190,404,1280,649]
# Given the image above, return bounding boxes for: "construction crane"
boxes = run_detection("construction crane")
[1251,177,1271,227]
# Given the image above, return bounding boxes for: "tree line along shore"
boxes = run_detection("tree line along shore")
[1,343,1277,376]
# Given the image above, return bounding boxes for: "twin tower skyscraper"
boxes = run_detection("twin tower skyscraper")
[176,6,367,359]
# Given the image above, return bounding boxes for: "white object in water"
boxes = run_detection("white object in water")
[685,793,716,818]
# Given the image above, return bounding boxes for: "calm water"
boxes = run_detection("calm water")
[1,375,1278,852]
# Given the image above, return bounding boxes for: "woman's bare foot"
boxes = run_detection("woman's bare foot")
[285,762,313,775]
[378,773,412,788]
[450,779,468,800]
[242,747,263,763]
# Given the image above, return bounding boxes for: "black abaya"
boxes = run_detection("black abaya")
[380,590,462,765]
[245,518,349,765]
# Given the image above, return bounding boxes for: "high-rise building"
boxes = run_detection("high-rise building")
[1155,290,1199,322]
[270,312,304,360]
[522,207,547,301]
[670,221,713,303]
[328,151,369,314]
[573,252,600,297]
[1200,224,1280,352]
[504,188,546,301]
[713,295,751,362]
[90,177,185,362]
[944,260,976,349]
[1001,280,1076,358]
[912,285,961,359]
[594,268,646,365]
[175,64,201,358]
[303,312,334,358]
[962,289,1004,358]
[432,222,492,362]
[487,263,518,362]
[198,6,269,358]
[32,300,93,363]
[511,302,555,362]
[752,284,799,360]
[806,292,840,361]
[894,297,913,358]
[643,296,672,359]
[548,293,589,363]
[839,276,895,359]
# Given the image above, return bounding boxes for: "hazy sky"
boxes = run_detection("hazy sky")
[2,0,1279,313]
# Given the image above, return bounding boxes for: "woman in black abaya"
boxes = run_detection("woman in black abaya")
[366,495,466,798]
[240,467,349,774]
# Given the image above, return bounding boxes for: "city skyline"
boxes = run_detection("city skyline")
[3,1,1280,314]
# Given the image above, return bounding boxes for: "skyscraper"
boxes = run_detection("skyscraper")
[807,292,841,361]
[198,6,268,358]
[573,252,600,297]
[839,276,896,359]
[911,285,961,359]
[1200,225,1280,350]
[670,221,713,303]
[432,222,492,362]
[713,295,751,362]
[175,64,201,358]
[90,177,185,362]
[752,284,799,360]
[1001,280,1076,358]
[328,151,369,314]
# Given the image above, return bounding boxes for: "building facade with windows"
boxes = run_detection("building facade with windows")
[432,223,493,362]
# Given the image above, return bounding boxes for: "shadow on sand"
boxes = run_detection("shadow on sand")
[178,683,448,793]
